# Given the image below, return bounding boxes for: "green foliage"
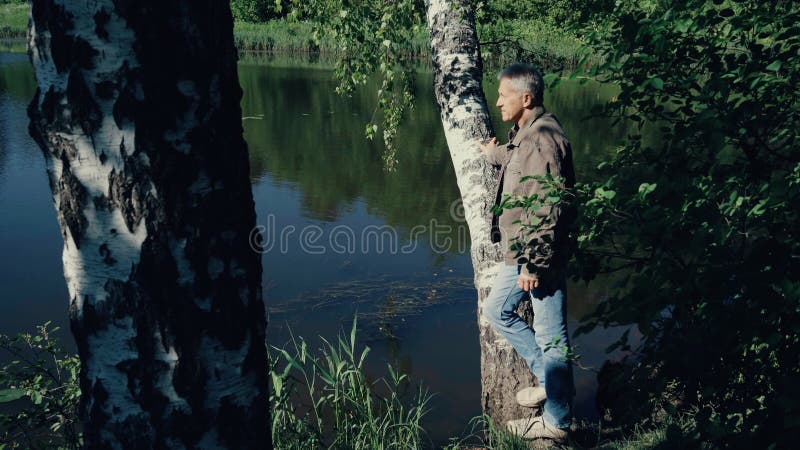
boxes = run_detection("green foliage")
[230,0,286,22]
[473,0,612,72]
[546,0,800,445]
[443,414,531,449]
[270,318,432,448]
[0,3,28,39]
[477,19,587,74]
[0,323,81,449]
[285,0,427,171]
[234,20,338,53]
[477,0,614,29]
[233,19,429,58]
[595,410,703,449]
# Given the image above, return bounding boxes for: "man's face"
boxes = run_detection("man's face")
[496,78,528,124]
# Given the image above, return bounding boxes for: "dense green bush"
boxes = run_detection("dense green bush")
[477,0,614,29]
[477,19,586,73]
[559,0,800,445]
[230,0,287,23]
[0,323,81,449]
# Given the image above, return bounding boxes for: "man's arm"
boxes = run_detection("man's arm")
[516,130,571,279]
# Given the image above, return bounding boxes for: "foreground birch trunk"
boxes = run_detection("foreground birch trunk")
[27,1,269,447]
[426,0,538,425]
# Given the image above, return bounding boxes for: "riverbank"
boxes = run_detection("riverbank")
[234,21,431,57]
[0,4,585,70]
[0,319,701,449]
[235,19,585,72]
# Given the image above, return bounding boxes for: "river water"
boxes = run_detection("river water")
[0,51,631,445]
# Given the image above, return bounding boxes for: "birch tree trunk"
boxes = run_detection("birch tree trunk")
[426,0,538,425]
[27,1,269,448]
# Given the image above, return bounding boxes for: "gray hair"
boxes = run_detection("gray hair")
[497,63,544,106]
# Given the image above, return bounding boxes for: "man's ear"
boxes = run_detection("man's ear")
[522,92,533,108]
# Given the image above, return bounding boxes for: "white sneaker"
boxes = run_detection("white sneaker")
[516,385,546,407]
[506,416,568,441]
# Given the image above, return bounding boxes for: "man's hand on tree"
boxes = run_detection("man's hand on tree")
[480,137,499,155]
[517,273,539,292]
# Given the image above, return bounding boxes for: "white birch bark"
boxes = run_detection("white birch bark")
[426,0,538,425]
[28,1,269,448]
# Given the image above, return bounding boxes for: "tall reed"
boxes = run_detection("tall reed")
[270,319,432,449]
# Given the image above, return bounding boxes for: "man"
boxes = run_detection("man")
[480,63,576,441]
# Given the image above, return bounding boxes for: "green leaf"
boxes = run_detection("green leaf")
[651,77,664,90]
[276,348,303,373]
[350,316,358,355]
[0,388,25,403]
[637,182,657,201]
[765,61,781,71]
[748,198,769,216]
[271,372,283,396]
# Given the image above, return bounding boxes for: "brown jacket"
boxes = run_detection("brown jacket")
[484,106,576,280]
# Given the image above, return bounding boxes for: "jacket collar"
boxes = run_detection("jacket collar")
[508,106,546,146]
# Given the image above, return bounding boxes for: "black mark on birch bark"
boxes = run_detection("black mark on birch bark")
[67,70,101,136]
[58,160,87,248]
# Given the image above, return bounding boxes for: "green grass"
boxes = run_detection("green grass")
[0,3,28,39]
[234,20,333,53]
[478,20,588,73]
[271,319,432,448]
[443,415,533,449]
[234,20,429,57]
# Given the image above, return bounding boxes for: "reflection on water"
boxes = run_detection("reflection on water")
[0,52,631,445]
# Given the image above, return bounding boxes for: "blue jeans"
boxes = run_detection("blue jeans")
[482,263,575,429]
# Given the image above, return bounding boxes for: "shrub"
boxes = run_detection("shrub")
[560,0,800,445]
[0,323,81,449]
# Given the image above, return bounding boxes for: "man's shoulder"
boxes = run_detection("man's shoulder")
[530,113,565,137]
[516,113,568,147]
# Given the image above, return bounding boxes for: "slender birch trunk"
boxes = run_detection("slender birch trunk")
[27,1,269,448]
[426,0,537,425]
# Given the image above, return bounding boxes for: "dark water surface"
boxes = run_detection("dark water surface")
[0,52,629,445]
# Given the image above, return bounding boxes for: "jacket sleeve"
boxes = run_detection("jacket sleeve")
[517,131,570,278]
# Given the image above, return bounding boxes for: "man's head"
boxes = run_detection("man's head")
[496,63,544,125]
